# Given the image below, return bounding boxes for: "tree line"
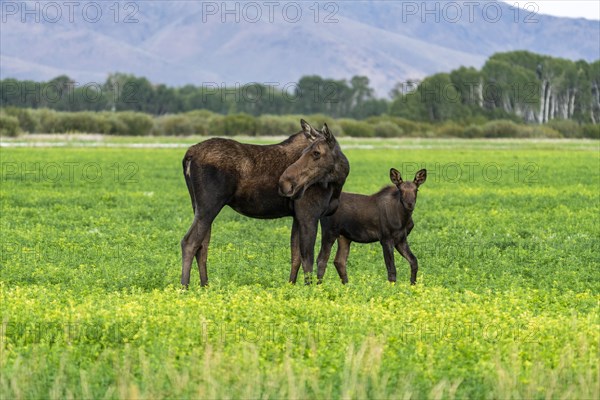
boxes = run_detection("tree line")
[391,51,600,125]
[0,74,388,120]
[1,51,599,125]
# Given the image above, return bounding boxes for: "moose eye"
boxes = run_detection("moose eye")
[313,151,321,159]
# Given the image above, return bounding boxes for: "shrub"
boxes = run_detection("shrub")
[580,124,599,139]
[207,115,224,136]
[459,115,490,126]
[462,124,485,138]
[92,113,112,134]
[3,107,39,133]
[154,114,195,136]
[523,125,562,138]
[545,119,581,138]
[480,120,520,138]
[436,122,465,138]
[0,114,20,136]
[45,111,70,133]
[115,112,154,136]
[304,114,331,125]
[184,110,218,136]
[389,117,427,136]
[102,113,128,135]
[373,121,404,138]
[36,109,59,133]
[53,111,105,133]
[209,113,257,136]
[338,119,375,137]
[367,116,430,137]
[256,115,299,136]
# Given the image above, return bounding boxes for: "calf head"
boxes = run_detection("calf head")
[279,122,342,199]
[390,168,427,212]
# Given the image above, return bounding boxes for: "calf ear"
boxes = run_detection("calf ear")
[301,119,319,141]
[322,123,335,146]
[414,169,427,186]
[390,168,403,187]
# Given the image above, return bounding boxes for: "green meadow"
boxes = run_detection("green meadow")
[1,137,598,399]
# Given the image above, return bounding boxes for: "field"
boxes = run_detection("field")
[1,136,598,399]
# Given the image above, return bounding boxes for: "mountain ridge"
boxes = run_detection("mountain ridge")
[1,0,598,95]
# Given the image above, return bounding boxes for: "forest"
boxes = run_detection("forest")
[1,51,599,138]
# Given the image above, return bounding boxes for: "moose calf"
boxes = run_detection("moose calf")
[316,168,427,285]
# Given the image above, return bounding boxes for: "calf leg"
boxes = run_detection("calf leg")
[381,239,397,282]
[406,217,414,236]
[396,240,418,285]
[289,219,301,284]
[333,236,351,284]
[316,227,337,283]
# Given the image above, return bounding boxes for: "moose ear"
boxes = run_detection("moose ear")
[322,123,335,145]
[301,119,318,141]
[390,168,403,187]
[414,169,427,187]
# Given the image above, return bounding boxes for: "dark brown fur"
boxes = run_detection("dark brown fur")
[317,168,426,285]
[278,124,350,284]
[181,120,349,287]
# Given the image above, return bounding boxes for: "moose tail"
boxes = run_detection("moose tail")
[183,156,197,214]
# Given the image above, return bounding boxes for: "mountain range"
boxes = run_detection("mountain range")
[1,0,599,96]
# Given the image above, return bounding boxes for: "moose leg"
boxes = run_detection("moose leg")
[396,240,418,285]
[181,217,205,288]
[195,227,211,286]
[333,236,351,284]
[316,229,337,284]
[181,203,223,288]
[289,219,301,284]
[298,218,319,285]
[381,239,397,283]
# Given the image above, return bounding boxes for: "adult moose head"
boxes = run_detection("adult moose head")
[279,124,343,200]
[278,123,349,284]
[180,119,349,287]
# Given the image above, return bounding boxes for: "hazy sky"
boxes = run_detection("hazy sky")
[502,1,600,20]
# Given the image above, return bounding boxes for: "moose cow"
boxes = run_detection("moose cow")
[316,168,427,285]
[181,120,349,287]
